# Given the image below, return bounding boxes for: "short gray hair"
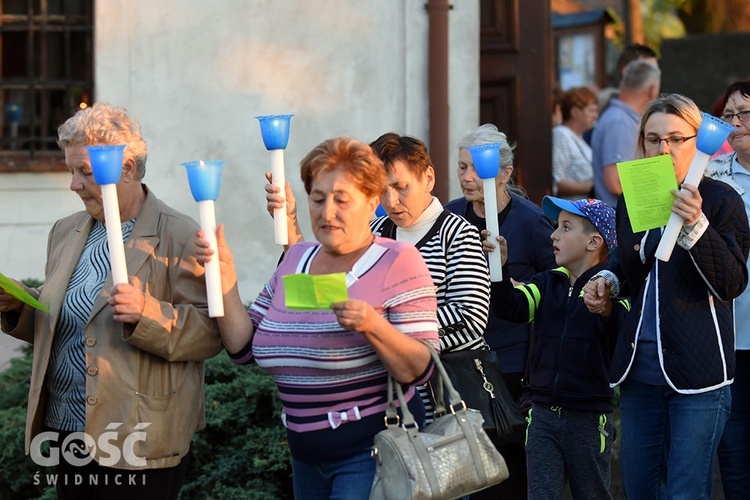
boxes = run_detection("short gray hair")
[457,124,515,169]
[458,124,526,197]
[621,59,661,92]
[57,103,148,180]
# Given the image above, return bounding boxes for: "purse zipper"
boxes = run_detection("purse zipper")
[425,431,467,452]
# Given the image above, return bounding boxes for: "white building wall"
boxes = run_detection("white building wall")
[0,0,478,302]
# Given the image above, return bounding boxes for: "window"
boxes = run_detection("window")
[0,0,93,172]
[552,10,614,92]
[557,32,596,90]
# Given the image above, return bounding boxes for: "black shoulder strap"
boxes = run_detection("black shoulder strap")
[378,217,398,239]
[377,209,451,247]
[415,209,451,249]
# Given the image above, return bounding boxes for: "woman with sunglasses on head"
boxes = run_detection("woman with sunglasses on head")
[706,80,750,500]
[586,93,750,499]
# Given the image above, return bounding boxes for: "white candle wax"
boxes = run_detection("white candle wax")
[482,178,503,282]
[101,183,128,285]
[199,200,224,317]
[271,149,288,246]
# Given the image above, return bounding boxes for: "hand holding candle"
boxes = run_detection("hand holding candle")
[256,114,293,246]
[655,112,735,262]
[183,160,224,317]
[467,143,503,282]
[87,145,128,285]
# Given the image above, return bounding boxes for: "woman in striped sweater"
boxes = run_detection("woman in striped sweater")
[197,137,439,499]
[369,133,491,420]
[367,133,491,354]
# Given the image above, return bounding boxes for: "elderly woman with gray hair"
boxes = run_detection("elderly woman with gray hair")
[0,103,222,499]
[446,123,556,499]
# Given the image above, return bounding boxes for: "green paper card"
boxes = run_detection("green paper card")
[617,155,679,233]
[283,272,349,310]
[0,271,49,312]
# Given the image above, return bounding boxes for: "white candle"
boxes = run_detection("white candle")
[482,179,503,282]
[271,149,288,246]
[100,183,128,285]
[199,200,224,317]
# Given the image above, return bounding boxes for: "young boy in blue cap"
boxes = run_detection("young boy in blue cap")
[491,196,629,499]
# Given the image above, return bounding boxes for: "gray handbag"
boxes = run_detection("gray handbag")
[369,344,509,500]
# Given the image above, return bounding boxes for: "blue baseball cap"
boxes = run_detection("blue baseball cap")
[542,196,618,251]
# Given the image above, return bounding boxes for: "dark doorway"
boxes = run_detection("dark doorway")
[480,0,553,204]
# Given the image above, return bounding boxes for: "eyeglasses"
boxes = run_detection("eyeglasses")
[721,110,750,123]
[644,135,697,148]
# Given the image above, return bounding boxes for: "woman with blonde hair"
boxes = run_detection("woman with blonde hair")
[589,93,750,498]
[0,103,223,498]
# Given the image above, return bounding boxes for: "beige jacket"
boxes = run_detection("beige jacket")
[1,187,222,469]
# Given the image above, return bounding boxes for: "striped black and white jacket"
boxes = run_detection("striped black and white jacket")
[370,208,491,353]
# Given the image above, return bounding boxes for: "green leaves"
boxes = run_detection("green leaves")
[180,352,292,499]
[0,344,292,499]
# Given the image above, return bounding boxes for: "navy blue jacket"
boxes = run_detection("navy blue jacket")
[446,194,556,373]
[491,262,629,412]
[611,177,750,392]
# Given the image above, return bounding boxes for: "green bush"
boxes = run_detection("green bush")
[0,346,55,499]
[0,277,55,499]
[180,351,293,499]
[0,348,292,499]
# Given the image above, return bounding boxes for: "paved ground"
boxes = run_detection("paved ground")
[0,333,26,371]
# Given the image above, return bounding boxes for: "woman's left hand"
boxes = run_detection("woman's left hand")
[481,231,508,267]
[672,183,703,226]
[331,299,431,383]
[331,299,379,332]
[480,229,496,254]
[108,283,145,324]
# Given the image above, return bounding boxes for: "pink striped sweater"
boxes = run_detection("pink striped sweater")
[229,236,439,462]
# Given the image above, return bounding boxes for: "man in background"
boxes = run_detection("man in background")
[591,59,661,207]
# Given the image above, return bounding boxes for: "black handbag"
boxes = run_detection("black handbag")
[432,349,527,447]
